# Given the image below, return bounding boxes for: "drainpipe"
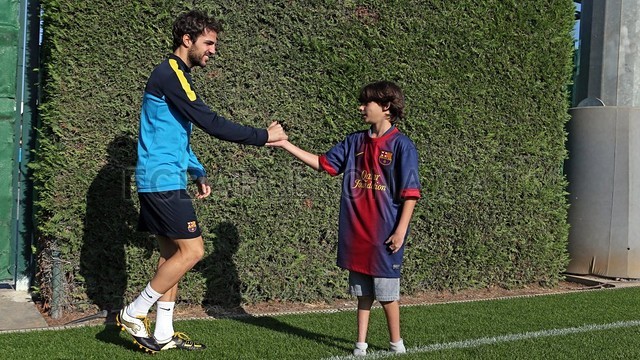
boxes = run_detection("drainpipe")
[14,0,26,291]
[51,249,62,319]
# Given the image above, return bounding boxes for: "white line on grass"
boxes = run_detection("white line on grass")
[323,320,640,359]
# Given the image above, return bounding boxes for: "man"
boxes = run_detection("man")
[116,10,287,353]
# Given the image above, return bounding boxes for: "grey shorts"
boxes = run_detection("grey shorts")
[348,271,400,302]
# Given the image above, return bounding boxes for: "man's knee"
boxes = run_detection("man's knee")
[179,236,205,263]
[191,243,205,262]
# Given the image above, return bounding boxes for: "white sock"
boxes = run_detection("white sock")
[353,342,368,356]
[126,283,163,318]
[390,338,406,353]
[153,301,176,343]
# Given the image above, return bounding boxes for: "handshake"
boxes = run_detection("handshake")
[266,121,288,146]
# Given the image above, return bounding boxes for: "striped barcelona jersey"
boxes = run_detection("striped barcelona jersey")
[319,126,421,278]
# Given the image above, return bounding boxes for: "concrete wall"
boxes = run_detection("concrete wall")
[567,0,640,278]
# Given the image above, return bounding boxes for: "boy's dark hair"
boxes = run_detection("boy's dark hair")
[172,10,223,51]
[358,81,405,123]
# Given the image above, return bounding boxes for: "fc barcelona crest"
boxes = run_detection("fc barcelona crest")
[187,221,197,233]
[379,150,393,165]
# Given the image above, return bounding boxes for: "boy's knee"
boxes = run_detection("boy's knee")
[357,296,375,309]
[379,299,399,307]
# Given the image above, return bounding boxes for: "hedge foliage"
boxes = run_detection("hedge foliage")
[34,0,575,312]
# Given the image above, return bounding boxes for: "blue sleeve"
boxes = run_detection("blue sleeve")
[397,139,421,199]
[187,143,207,179]
[162,58,269,146]
[319,137,350,176]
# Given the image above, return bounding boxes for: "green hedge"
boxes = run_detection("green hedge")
[34,0,575,312]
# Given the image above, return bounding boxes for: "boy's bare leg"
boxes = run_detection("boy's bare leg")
[356,296,375,342]
[380,300,401,343]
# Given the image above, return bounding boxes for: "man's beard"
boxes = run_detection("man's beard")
[188,48,206,68]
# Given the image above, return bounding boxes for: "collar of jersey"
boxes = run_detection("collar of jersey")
[366,126,398,142]
[168,54,191,73]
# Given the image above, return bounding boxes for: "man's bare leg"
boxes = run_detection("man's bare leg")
[149,235,204,294]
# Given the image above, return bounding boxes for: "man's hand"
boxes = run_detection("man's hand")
[195,177,211,199]
[266,121,288,143]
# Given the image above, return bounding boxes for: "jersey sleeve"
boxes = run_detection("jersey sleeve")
[319,138,349,176]
[186,141,207,179]
[163,59,269,146]
[397,139,421,199]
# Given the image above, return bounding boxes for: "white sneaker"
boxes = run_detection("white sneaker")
[157,332,206,351]
[116,308,150,338]
[116,309,160,353]
[390,339,406,353]
[353,342,368,356]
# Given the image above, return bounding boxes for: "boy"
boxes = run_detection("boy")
[271,81,421,355]
[116,10,287,353]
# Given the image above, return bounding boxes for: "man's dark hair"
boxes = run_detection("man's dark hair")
[172,10,223,51]
[358,81,405,123]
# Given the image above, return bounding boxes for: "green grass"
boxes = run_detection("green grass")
[2,287,640,359]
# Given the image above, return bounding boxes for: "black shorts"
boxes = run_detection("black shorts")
[138,189,202,239]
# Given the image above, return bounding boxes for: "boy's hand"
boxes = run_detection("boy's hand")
[385,232,405,254]
[266,121,288,143]
[265,139,289,147]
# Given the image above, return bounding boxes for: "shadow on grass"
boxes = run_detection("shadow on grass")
[230,315,354,352]
[95,323,142,352]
